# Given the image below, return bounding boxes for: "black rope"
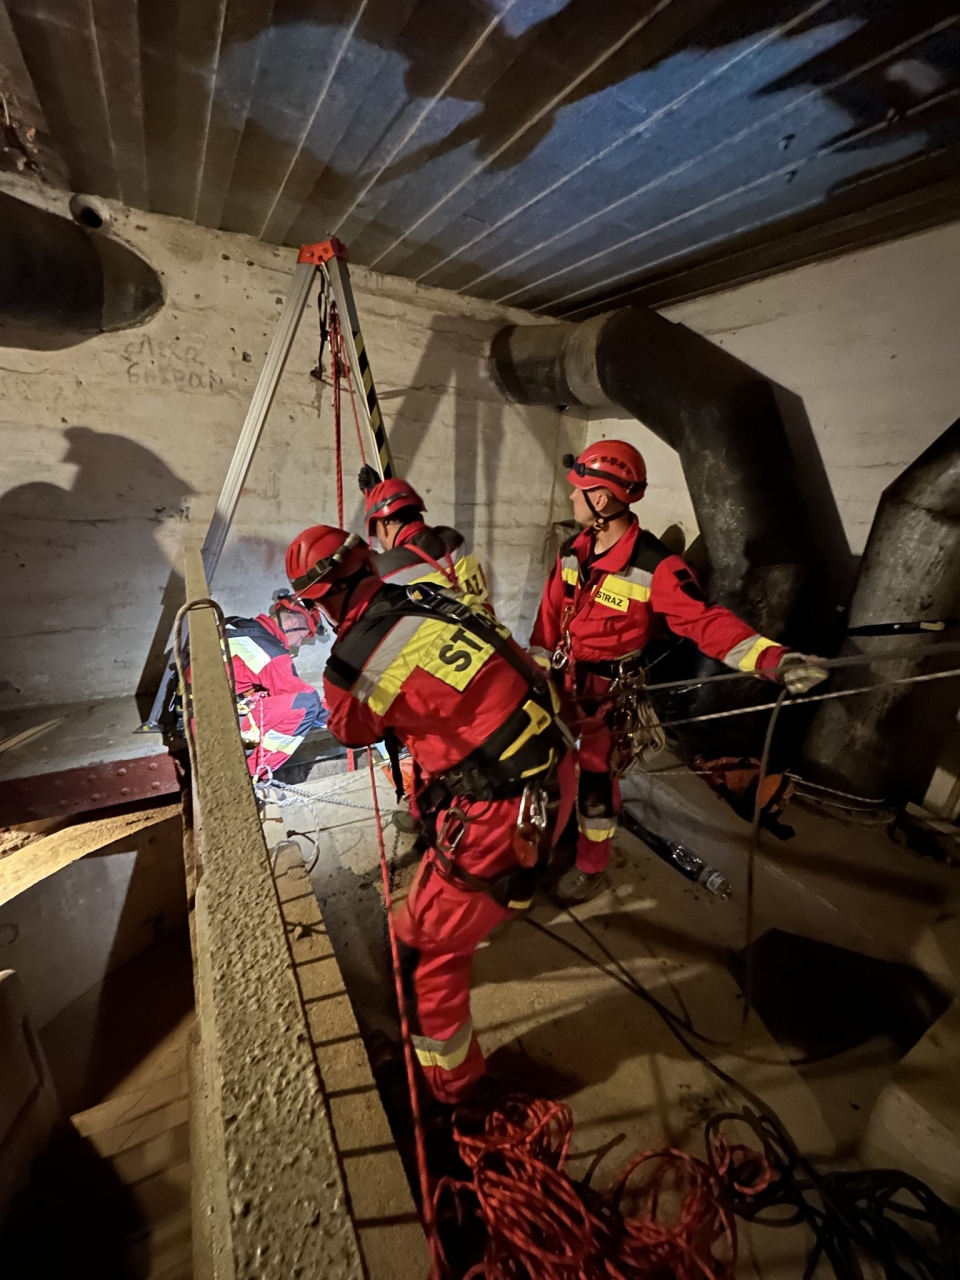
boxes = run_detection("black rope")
[526,912,960,1278]
[742,689,787,1028]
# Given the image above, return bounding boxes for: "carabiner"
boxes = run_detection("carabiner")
[436,805,470,854]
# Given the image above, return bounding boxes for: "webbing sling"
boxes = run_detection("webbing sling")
[326,580,552,700]
[399,581,552,696]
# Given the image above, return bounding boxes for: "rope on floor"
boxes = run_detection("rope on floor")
[518,912,960,1280]
[434,1095,763,1280]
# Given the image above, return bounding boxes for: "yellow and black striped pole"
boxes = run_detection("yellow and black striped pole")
[299,239,394,481]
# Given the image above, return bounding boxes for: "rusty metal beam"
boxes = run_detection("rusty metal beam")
[0,753,180,825]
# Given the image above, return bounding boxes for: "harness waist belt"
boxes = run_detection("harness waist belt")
[419,684,569,810]
[577,658,619,679]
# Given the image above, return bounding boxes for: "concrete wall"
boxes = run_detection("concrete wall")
[585,220,960,563]
[0,177,575,709]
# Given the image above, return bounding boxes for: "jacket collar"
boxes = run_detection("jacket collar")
[337,574,383,636]
[253,613,289,647]
[573,514,639,576]
[395,519,429,548]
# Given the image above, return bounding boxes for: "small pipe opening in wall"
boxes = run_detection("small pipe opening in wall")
[68,193,112,233]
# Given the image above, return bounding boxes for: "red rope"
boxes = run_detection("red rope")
[434,1097,774,1280]
[366,754,444,1278]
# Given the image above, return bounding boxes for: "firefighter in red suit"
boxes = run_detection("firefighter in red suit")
[285,524,575,1104]
[359,467,490,607]
[222,595,327,779]
[530,440,829,904]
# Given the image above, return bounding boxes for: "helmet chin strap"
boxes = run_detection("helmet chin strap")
[583,488,627,531]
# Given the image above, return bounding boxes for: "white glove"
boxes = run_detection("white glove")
[777,651,830,695]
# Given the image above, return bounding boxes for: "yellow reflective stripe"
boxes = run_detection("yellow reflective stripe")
[260,729,304,754]
[507,898,533,911]
[578,814,617,841]
[594,573,651,612]
[377,551,488,604]
[412,1019,475,1071]
[353,616,424,711]
[455,553,489,603]
[729,634,779,672]
[521,746,555,779]
[499,699,552,761]
[561,566,579,586]
[364,618,495,716]
[227,635,272,674]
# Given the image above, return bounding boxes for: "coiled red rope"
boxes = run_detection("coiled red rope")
[434,1096,774,1280]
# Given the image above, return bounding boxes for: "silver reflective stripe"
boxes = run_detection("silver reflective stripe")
[577,808,617,829]
[577,812,617,841]
[617,564,654,589]
[722,633,779,672]
[560,554,579,579]
[724,635,760,670]
[227,634,272,675]
[379,561,428,585]
[411,1017,475,1071]
[260,729,305,755]
[352,615,425,704]
[380,543,463,585]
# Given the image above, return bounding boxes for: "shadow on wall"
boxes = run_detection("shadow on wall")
[0,427,194,709]
[372,319,566,635]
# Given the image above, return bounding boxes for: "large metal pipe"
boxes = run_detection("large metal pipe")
[803,419,960,799]
[491,306,831,755]
[492,307,819,637]
[0,191,163,346]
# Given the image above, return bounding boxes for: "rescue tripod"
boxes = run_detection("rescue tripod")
[145,240,443,1270]
[141,238,394,731]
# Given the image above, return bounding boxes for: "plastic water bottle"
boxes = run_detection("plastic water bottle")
[620,806,732,899]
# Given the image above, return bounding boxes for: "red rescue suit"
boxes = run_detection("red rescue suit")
[373,519,490,608]
[530,517,787,874]
[224,614,327,778]
[323,577,573,1103]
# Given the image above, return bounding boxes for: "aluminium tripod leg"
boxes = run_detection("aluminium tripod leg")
[140,257,317,730]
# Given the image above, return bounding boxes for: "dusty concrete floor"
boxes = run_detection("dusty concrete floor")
[262,757,958,1278]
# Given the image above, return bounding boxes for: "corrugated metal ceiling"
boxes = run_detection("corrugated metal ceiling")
[2,0,958,313]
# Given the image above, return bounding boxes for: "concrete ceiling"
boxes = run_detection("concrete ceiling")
[1,0,958,315]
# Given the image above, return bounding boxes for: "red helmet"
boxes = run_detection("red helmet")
[362,477,425,532]
[565,440,647,505]
[285,525,372,602]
